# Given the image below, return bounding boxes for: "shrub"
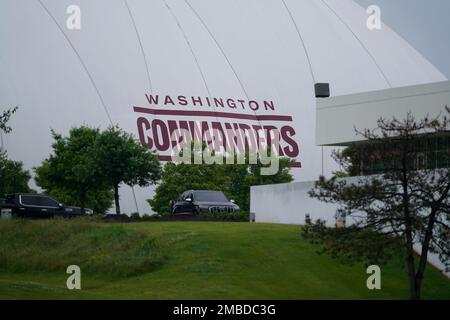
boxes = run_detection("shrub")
[130,212,141,220]
[203,212,250,222]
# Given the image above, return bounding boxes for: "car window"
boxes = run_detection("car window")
[194,191,228,202]
[40,196,59,207]
[21,195,58,207]
[21,195,40,206]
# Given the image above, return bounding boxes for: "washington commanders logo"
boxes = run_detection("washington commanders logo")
[134,94,301,169]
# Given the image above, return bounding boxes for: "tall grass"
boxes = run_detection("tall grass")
[0,219,165,277]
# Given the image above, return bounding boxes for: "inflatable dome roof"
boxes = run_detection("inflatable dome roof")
[0,0,445,213]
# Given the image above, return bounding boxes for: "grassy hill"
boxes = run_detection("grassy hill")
[0,219,449,300]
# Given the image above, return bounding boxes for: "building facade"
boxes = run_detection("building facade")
[0,0,446,213]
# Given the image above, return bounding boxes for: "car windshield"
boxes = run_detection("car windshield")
[194,191,228,202]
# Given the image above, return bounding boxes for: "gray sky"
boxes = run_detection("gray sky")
[355,0,450,78]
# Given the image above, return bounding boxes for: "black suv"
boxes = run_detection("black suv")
[1,193,93,219]
[64,206,94,216]
[170,190,240,215]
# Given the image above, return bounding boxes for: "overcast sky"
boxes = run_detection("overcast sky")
[355,0,450,78]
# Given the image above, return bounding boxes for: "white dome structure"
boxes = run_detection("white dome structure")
[0,0,446,213]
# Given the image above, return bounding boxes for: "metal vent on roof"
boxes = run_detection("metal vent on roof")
[315,83,330,98]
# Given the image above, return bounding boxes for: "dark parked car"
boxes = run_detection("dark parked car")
[64,206,94,216]
[1,193,93,219]
[170,190,240,215]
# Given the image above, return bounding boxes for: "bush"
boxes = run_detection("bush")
[130,212,141,220]
[202,212,250,222]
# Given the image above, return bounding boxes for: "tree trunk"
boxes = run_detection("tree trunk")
[400,141,420,300]
[403,210,421,300]
[114,184,120,215]
[80,189,86,216]
[414,209,438,300]
[402,179,418,299]
[406,253,420,300]
[404,213,421,300]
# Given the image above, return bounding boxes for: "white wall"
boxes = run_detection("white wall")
[250,176,375,226]
[316,80,450,146]
[250,180,449,278]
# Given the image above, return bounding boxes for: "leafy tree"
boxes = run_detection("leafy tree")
[34,127,109,214]
[35,159,113,214]
[95,126,161,214]
[149,161,230,214]
[0,106,32,196]
[0,106,18,134]
[225,151,294,212]
[308,108,450,300]
[0,150,32,196]
[245,153,294,208]
[149,145,294,214]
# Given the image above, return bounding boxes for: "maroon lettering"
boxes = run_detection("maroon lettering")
[249,100,259,111]
[263,125,283,156]
[227,99,237,109]
[145,94,158,105]
[152,119,170,151]
[281,126,299,158]
[137,117,153,149]
[211,122,226,152]
[213,98,224,108]
[237,100,246,109]
[264,100,275,111]
[164,95,175,106]
[192,96,203,106]
[178,95,188,106]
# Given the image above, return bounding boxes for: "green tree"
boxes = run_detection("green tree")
[226,151,294,211]
[308,108,450,300]
[95,126,161,214]
[0,106,18,134]
[149,161,230,214]
[34,127,109,214]
[149,146,294,214]
[0,106,31,195]
[35,159,113,214]
[0,151,32,196]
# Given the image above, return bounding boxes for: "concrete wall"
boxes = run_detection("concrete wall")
[250,180,449,278]
[250,176,370,227]
[251,180,337,226]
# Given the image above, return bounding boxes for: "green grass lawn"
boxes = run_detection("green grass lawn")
[0,219,449,300]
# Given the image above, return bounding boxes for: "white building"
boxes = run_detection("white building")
[251,80,450,276]
[0,0,446,213]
